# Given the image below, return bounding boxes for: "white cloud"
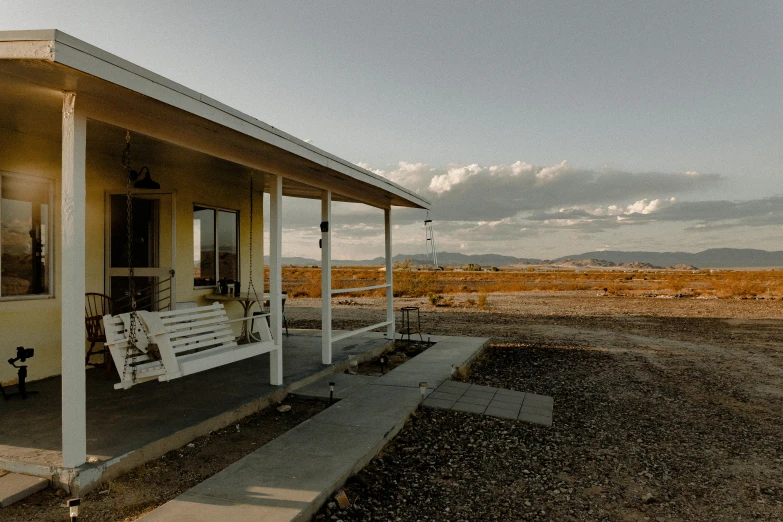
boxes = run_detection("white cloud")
[535,160,568,182]
[360,161,432,192]
[271,159,783,258]
[428,164,482,194]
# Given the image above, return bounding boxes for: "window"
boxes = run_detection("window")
[193,205,238,287]
[0,173,52,299]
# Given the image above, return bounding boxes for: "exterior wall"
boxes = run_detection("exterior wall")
[0,126,63,384]
[0,124,265,384]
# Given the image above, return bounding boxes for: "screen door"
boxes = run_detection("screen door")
[106,193,175,312]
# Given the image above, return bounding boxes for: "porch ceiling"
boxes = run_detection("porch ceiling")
[0,30,431,209]
[0,74,356,201]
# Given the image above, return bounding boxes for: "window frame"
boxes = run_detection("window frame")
[192,203,240,289]
[0,170,55,301]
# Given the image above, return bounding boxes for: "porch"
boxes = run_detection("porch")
[0,28,431,492]
[0,330,391,492]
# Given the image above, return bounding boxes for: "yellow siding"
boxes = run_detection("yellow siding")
[0,126,265,384]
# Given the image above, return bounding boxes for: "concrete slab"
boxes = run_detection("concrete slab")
[0,472,49,507]
[518,411,553,426]
[452,401,487,414]
[428,389,464,400]
[523,393,554,407]
[261,420,390,461]
[291,373,378,400]
[0,330,392,494]
[487,400,521,411]
[495,388,526,399]
[520,404,552,416]
[458,395,492,407]
[140,334,490,522]
[422,377,553,428]
[468,384,499,393]
[422,397,457,410]
[437,381,470,392]
[485,406,521,420]
[305,386,421,432]
[462,389,495,400]
[490,395,525,407]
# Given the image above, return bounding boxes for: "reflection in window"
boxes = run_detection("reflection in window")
[193,206,238,287]
[1,174,51,297]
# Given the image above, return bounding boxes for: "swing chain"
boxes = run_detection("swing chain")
[122,131,139,383]
[246,175,262,308]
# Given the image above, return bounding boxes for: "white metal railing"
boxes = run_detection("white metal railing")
[330,283,391,295]
[329,283,393,342]
[320,193,395,364]
[331,320,394,343]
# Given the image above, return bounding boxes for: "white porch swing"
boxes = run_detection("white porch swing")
[102,134,278,390]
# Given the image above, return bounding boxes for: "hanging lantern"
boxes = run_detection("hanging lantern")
[129,166,160,189]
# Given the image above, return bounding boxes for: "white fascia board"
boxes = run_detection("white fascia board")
[0,29,431,209]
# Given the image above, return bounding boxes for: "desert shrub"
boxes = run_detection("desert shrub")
[477,293,488,309]
[393,258,412,270]
[465,298,476,307]
[270,266,783,300]
[442,296,455,307]
[427,293,443,306]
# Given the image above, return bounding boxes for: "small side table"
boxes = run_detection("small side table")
[399,306,423,343]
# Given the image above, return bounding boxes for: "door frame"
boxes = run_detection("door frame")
[104,190,177,308]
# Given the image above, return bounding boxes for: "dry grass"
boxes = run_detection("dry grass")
[269,266,783,300]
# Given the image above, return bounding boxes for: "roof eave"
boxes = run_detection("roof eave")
[0,29,431,210]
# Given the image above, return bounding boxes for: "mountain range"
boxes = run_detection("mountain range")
[265,248,783,269]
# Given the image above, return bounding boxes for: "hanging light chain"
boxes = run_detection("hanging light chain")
[123,131,139,383]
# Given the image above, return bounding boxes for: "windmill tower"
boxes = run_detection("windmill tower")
[424,213,439,269]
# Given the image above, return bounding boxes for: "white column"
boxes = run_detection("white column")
[385,207,394,338]
[61,92,87,468]
[321,190,332,364]
[269,175,283,385]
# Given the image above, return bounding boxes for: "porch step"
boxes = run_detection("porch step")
[0,471,49,508]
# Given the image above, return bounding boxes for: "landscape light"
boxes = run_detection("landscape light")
[379,355,387,374]
[67,498,80,520]
[329,381,335,405]
[419,382,428,408]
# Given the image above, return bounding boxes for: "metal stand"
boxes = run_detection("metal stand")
[399,306,423,343]
[4,347,38,400]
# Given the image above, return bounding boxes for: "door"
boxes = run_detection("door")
[106,192,175,312]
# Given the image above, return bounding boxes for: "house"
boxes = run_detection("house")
[0,29,429,489]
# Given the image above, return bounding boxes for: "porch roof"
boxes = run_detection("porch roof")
[0,29,430,210]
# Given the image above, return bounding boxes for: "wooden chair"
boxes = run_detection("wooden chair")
[85,293,113,376]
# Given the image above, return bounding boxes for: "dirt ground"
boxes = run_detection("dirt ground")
[6,291,783,520]
[303,292,783,521]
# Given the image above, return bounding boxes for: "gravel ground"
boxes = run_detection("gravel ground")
[307,292,783,521]
[6,292,782,521]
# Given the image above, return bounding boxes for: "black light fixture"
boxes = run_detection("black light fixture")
[67,498,80,520]
[129,166,160,189]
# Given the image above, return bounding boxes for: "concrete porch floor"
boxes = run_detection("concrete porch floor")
[0,330,391,491]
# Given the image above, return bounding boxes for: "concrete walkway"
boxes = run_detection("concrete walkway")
[424,380,554,425]
[139,334,488,522]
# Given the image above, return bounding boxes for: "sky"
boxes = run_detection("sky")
[2,1,782,260]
